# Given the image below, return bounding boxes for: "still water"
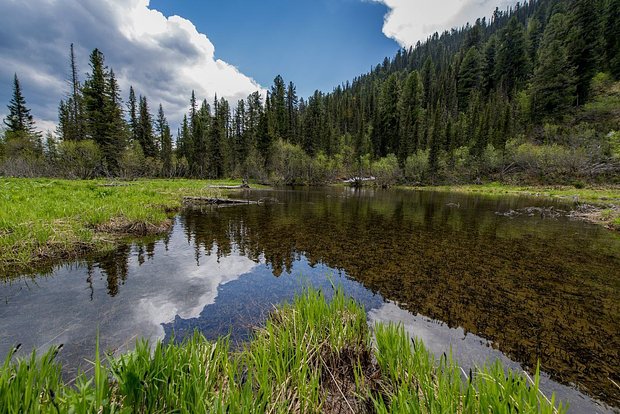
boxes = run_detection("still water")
[1,187,619,412]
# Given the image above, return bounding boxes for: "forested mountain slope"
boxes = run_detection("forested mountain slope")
[2,0,619,185]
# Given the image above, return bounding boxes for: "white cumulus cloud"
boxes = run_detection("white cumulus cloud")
[371,0,519,47]
[0,0,265,132]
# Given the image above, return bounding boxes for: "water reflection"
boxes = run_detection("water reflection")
[0,187,618,411]
[178,187,620,407]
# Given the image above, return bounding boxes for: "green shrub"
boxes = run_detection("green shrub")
[404,150,429,183]
[372,154,402,187]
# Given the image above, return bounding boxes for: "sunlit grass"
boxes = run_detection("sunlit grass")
[1,287,567,413]
[0,178,255,275]
[400,182,620,204]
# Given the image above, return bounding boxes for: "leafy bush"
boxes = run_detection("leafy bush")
[372,154,401,187]
[55,140,103,179]
[404,150,429,183]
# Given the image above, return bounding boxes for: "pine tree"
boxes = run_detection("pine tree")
[495,16,530,92]
[156,104,172,176]
[377,73,400,156]
[68,43,84,141]
[398,71,423,163]
[458,46,483,109]
[4,74,37,136]
[82,49,126,174]
[285,81,299,142]
[531,13,577,120]
[428,105,442,178]
[270,75,287,139]
[127,86,138,143]
[568,0,601,103]
[105,70,127,168]
[137,95,156,158]
[481,35,498,95]
[604,0,620,78]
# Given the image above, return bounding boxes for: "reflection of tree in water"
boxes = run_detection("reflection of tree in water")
[95,245,131,297]
[179,190,620,405]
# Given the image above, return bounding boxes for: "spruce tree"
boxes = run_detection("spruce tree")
[398,71,423,162]
[531,13,577,120]
[495,16,530,92]
[137,95,156,158]
[156,104,172,176]
[458,46,483,110]
[4,74,37,136]
[127,86,138,143]
[604,0,620,78]
[568,0,601,103]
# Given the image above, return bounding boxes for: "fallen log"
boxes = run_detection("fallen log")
[183,196,257,206]
[207,184,251,189]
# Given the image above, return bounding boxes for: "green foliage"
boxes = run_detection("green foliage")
[56,139,103,178]
[404,150,429,183]
[372,154,401,187]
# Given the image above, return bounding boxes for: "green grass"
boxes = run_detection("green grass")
[399,182,620,204]
[1,287,567,413]
[0,178,260,276]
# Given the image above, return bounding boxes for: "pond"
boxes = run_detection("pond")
[1,187,619,412]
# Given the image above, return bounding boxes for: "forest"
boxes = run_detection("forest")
[1,0,619,186]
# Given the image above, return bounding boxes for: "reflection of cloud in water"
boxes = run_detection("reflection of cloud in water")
[368,302,614,414]
[0,224,259,376]
[133,247,259,340]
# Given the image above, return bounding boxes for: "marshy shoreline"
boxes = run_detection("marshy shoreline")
[2,178,619,278]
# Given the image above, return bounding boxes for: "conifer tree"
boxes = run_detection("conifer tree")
[398,71,423,162]
[270,75,287,139]
[531,13,577,119]
[127,86,138,143]
[156,104,172,176]
[4,74,37,136]
[604,0,620,78]
[458,46,483,109]
[495,16,530,92]
[568,0,601,103]
[137,95,156,158]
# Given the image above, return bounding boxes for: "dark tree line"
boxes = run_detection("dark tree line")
[3,0,620,182]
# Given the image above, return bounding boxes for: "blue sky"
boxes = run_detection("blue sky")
[150,0,399,97]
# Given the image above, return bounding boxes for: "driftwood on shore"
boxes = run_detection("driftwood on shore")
[207,184,251,189]
[183,196,257,206]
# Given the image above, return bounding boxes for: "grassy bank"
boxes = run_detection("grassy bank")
[1,288,566,413]
[401,182,620,230]
[0,178,255,276]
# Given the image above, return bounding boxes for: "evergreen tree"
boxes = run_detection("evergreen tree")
[285,81,299,142]
[481,35,498,95]
[270,75,287,139]
[495,16,530,92]
[156,104,172,176]
[604,0,620,78]
[106,70,127,162]
[458,46,483,109]
[377,73,400,156]
[67,43,84,141]
[428,105,442,178]
[127,86,138,143]
[531,13,577,120]
[137,95,156,158]
[398,71,423,162]
[568,0,601,103]
[4,74,37,136]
